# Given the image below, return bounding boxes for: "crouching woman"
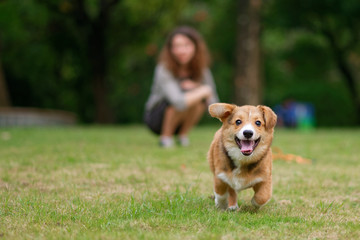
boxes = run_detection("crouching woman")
[144,26,219,147]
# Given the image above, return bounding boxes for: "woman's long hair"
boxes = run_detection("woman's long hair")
[158,26,210,82]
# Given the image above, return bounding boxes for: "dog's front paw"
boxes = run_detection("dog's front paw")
[227,204,239,211]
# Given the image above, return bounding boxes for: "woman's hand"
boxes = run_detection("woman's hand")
[180,79,200,91]
[184,85,213,107]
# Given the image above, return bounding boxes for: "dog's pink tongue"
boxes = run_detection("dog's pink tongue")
[241,140,255,153]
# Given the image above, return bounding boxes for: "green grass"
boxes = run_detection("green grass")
[1,126,360,239]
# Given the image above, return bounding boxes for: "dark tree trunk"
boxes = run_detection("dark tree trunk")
[335,56,360,124]
[72,0,118,123]
[0,55,11,107]
[88,6,114,123]
[234,0,262,106]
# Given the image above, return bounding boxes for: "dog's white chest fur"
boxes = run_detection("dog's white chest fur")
[217,169,263,192]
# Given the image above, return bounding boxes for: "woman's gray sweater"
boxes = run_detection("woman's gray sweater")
[145,64,219,111]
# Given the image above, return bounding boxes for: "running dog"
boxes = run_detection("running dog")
[207,103,277,210]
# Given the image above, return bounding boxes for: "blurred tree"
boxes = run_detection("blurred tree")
[0,0,187,123]
[0,0,78,114]
[0,51,11,106]
[235,0,262,106]
[265,0,360,123]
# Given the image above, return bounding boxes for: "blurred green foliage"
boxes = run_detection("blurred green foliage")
[263,30,357,126]
[0,0,359,125]
[262,0,360,126]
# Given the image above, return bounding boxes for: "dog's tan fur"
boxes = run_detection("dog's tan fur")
[207,103,277,210]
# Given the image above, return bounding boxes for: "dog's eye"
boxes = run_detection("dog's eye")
[235,120,242,126]
[255,120,261,126]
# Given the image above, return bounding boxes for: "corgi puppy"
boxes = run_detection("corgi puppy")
[207,103,277,210]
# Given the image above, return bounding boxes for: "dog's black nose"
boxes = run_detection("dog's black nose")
[243,130,253,139]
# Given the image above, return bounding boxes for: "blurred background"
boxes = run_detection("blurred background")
[0,0,359,127]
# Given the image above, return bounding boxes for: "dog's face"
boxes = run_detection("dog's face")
[209,103,277,161]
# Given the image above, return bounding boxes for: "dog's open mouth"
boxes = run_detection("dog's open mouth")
[235,137,261,156]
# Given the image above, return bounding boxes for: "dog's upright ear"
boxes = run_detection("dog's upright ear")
[209,103,236,122]
[257,105,277,130]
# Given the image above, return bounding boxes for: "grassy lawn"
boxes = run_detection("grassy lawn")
[1,125,359,239]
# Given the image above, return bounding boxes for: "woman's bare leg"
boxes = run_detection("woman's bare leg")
[161,106,186,137]
[161,102,206,137]
[178,102,206,136]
